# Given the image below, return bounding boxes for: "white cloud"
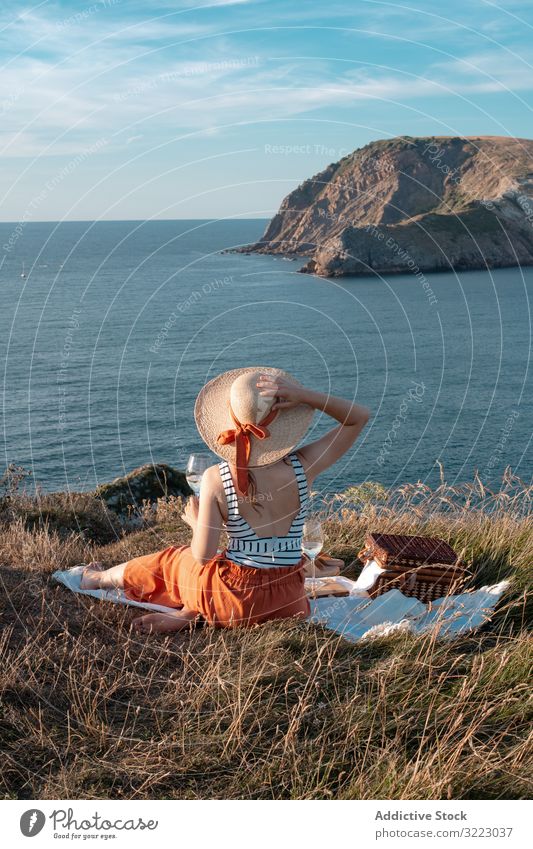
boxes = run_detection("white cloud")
[433,50,533,93]
[3,51,529,160]
[2,0,532,162]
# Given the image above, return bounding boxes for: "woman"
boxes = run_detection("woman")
[82,367,370,633]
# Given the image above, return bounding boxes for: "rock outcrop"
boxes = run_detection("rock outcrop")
[94,463,192,514]
[240,136,533,277]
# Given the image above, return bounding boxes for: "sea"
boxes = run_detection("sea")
[0,219,531,496]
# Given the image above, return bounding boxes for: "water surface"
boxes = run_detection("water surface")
[1,219,531,494]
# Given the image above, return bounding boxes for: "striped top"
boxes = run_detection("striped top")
[219,453,309,569]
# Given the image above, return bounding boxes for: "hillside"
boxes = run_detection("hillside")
[240,136,533,277]
[0,473,531,799]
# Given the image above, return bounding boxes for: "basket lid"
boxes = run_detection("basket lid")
[365,532,459,565]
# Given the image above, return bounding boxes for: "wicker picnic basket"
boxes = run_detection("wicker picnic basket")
[357,532,468,604]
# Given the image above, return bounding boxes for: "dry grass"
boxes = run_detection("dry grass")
[0,474,531,800]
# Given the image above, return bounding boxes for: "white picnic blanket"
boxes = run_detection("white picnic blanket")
[53,565,509,642]
[310,579,510,642]
[53,565,180,614]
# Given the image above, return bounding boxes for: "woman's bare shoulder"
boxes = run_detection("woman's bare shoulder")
[201,463,223,488]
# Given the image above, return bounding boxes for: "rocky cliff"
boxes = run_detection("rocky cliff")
[241,136,533,277]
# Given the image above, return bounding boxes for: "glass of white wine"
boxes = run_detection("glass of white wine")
[302,517,324,579]
[185,453,211,496]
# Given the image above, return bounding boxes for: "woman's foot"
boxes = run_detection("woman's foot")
[131,609,199,634]
[80,561,106,589]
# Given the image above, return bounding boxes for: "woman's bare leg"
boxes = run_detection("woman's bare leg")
[81,561,128,590]
[131,608,199,633]
[81,562,202,632]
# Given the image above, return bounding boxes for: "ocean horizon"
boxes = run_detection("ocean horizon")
[1,218,531,496]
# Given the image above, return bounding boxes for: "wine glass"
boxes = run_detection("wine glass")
[302,517,324,579]
[186,453,211,496]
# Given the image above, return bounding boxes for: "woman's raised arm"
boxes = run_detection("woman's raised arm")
[257,374,370,484]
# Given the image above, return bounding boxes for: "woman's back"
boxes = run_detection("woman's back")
[221,454,306,537]
[218,453,308,568]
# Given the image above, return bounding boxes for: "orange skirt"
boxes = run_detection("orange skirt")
[123,545,310,627]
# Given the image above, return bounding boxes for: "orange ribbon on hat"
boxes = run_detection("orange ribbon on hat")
[217,404,278,496]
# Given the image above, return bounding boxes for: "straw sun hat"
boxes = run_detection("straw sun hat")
[194,366,314,491]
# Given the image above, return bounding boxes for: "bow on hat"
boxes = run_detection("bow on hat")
[217,404,277,495]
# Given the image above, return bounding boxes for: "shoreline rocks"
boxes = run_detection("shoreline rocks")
[94,463,192,514]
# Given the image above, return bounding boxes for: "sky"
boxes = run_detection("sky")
[1,0,533,221]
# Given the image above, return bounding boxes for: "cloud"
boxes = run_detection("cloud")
[432,50,533,93]
[3,51,531,159]
[1,1,532,161]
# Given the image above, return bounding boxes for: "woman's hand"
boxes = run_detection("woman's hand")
[257,374,310,410]
[181,495,199,529]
